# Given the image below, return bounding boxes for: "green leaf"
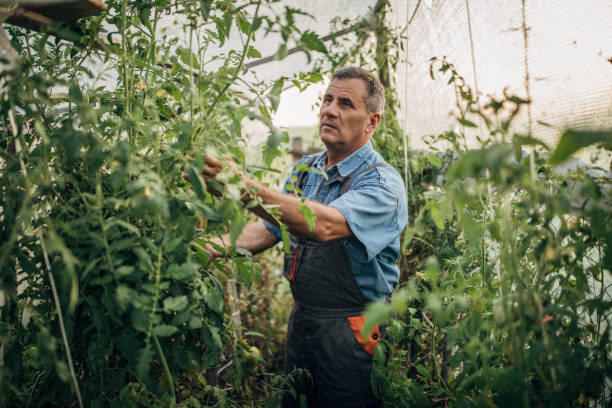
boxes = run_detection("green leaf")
[263,130,288,166]
[200,0,212,21]
[429,204,445,230]
[201,325,223,366]
[458,117,477,128]
[424,256,440,287]
[362,302,392,339]
[416,364,432,380]
[177,46,200,69]
[259,103,272,120]
[274,43,288,60]
[131,310,149,332]
[230,210,246,247]
[185,163,207,200]
[299,201,316,232]
[136,347,153,380]
[281,224,290,254]
[426,153,441,168]
[107,218,140,236]
[163,295,188,312]
[549,129,612,164]
[109,237,137,253]
[304,72,323,83]
[247,46,261,58]
[166,262,199,280]
[137,4,153,32]
[114,265,135,277]
[237,259,253,288]
[237,14,251,35]
[153,324,178,337]
[134,247,153,271]
[115,285,132,312]
[203,279,224,313]
[244,331,264,338]
[513,134,549,149]
[251,16,262,32]
[267,94,280,111]
[55,360,71,383]
[300,31,327,54]
[43,230,79,311]
[189,315,203,329]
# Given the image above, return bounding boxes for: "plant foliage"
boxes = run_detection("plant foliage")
[0,1,329,406]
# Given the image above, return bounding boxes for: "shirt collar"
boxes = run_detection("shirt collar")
[317,140,372,177]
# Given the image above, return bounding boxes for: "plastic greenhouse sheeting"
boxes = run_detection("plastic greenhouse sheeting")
[389,0,612,151]
[55,1,377,101]
[154,0,378,97]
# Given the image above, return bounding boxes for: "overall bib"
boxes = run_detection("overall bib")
[282,163,387,408]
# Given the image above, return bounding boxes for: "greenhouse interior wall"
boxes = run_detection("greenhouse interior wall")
[388,0,612,153]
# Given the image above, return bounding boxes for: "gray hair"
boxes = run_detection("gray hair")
[331,66,385,114]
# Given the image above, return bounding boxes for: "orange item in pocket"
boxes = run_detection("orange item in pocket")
[348,315,380,356]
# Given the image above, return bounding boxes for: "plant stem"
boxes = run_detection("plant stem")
[96,172,117,277]
[205,0,262,118]
[40,232,84,408]
[119,0,133,142]
[153,334,176,405]
[145,241,164,346]
[189,24,194,129]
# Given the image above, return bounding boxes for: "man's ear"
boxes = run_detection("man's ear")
[367,112,382,133]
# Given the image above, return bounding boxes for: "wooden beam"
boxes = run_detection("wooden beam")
[5,7,57,32]
[4,1,105,36]
[6,0,106,25]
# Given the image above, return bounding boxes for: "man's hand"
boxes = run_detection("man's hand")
[204,222,280,260]
[204,238,224,260]
[201,155,245,197]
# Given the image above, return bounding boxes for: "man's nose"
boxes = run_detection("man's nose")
[320,101,338,118]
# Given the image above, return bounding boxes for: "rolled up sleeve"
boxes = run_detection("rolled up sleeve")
[329,180,404,261]
[264,219,282,240]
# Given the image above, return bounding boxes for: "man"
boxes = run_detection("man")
[203,67,408,407]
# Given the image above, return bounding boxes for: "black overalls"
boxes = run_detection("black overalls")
[282,162,387,408]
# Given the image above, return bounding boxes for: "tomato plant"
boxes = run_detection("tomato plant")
[366,58,612,407]
[0,1,330,406]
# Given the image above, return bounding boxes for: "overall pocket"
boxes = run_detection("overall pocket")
[347,315,380,357]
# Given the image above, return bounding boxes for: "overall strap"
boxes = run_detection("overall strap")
[338,162,390,196]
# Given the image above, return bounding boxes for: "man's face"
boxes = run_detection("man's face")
[319,78,376,154]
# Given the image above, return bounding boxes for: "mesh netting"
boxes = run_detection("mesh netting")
[390,0,612,150]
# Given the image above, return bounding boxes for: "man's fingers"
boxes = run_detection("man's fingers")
[204,156,222,168]
[202,165,217,177]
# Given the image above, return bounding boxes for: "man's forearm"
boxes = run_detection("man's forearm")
[208,221,279,258]
[243,179,351,242]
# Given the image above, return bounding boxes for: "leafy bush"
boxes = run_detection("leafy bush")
[366,58,612,407]
[0,1,329,406]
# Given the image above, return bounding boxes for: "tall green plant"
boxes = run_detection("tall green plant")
[365,58,612,407]
[0,1,329,406]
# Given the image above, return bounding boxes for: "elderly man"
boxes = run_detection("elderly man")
[203,67,408,407]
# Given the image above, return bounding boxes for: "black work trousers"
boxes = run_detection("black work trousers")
[282,305,381,408]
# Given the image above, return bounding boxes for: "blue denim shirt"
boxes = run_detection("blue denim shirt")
[264,141,408,301]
